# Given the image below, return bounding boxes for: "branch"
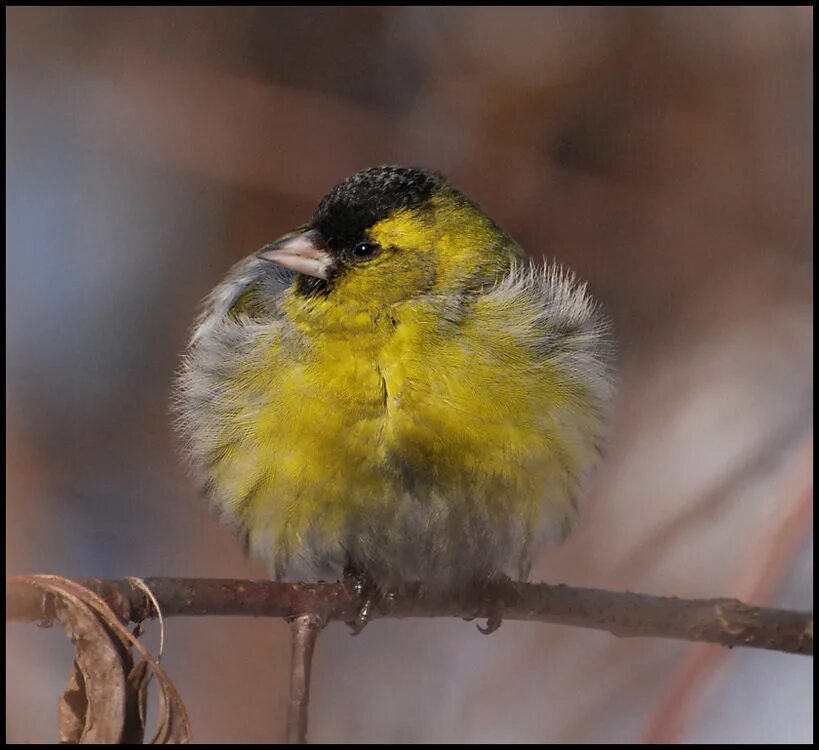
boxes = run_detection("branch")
[286,614,324,744]
[7,576,812,656]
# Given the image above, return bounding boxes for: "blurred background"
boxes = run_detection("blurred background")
[6,6,812,743]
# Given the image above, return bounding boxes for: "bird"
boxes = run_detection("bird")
[174,165,613,596]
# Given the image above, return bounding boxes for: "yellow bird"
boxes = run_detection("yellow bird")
[174,166,612,591]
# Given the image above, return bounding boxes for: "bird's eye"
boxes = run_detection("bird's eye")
[352,242,381,261]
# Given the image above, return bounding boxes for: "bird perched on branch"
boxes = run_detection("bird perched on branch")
[174,166,612,596]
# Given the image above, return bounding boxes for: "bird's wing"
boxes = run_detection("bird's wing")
[192,255,295,343]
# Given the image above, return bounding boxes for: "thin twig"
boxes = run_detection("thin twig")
[6,576,812,656]
[286,614,324,744]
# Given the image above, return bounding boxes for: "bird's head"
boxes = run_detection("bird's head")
[257,166,516,306]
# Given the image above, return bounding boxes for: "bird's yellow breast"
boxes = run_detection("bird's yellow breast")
[208,283,591,574]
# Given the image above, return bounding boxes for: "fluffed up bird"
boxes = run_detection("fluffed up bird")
[174,166,613,593]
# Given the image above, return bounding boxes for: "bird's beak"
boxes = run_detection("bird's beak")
[256,229,332,280]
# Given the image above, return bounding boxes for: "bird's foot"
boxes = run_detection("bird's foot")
[342,566,380,636]
[473,575,511,635]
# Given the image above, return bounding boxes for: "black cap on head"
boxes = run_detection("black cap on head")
[310,166,442,249]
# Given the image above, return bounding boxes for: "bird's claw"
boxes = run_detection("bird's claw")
[476,610,503,635]
[473,575,510,635]
[343,566,379,636]
[345,596,372,636]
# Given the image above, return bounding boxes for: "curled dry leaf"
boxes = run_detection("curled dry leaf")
[9,575,192,744]
[50,582,131,743]
[123,660,151,744]
[59,661,91,743]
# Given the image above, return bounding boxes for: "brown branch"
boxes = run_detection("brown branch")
[286,614,324,744]
[6,576,812,656]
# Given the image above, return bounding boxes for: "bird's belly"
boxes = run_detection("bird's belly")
[224,338,573,586]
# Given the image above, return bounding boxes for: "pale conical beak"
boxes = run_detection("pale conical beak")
[256,230,332,280]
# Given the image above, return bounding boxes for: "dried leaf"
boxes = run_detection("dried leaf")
[52,592,129,743]
[9,575,192,744]
[122,660,151,744]
[151,670,192,745]
[58,661,87,744]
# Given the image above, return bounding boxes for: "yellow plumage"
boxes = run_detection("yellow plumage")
[174,166,611,589]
